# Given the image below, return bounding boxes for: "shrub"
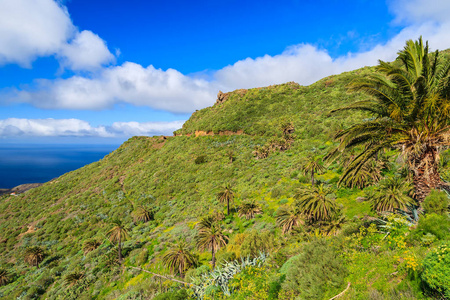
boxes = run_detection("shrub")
[194,155,207,164]
[421,243,450,298]
[153,289,189,300]
[423,190,449,215]
[414,213,450,240]
[240,230,275,258]
[281,239,348,299]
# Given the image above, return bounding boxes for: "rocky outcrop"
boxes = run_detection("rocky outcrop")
[0,183,43,196]
[215,89,248,105]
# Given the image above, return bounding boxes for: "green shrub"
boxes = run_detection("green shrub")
[414,213,450,240]
[423,190,449,215]
[153,289,189,300]
[281,239,348,299]
[239,230,275,259]
[421,243,450,298]
[194,155,207,164]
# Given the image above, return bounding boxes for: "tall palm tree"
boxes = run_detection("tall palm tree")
[331,37,450,202]
[276,205,304,234]
[218,184,235,215]
[196,218,228,269]
[369,177,414,213]
[301,157,325,186]
[238,201,263,220]
[296,184,337,222]
[23,246,45,267]
[107,220,129,263]
[163,241,196,278]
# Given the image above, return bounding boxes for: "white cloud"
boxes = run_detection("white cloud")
[0,118,184,138]
[3,0,450,116]
[390,0,450,24]
[0,0,114,70]
[6,62,217,113]
[58,30,115,71]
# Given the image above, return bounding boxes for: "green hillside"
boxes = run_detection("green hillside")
[1,44,449,300]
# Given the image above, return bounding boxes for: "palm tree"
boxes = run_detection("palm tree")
[107,220,129,263]
[276,205,304,234]
[331,37,450,202]
[301,156,325,186]
[83,239,101,255]
[369,177,414,213]
[196,218,228,269]
[0,268,10,286]
[23,246,45,267]
[238,201,263,220]
[339,158,384,189]
[218,184,235,215]
[296,184,337,222]
[163,241,196,278]
[64,271,84,286]
[132,205,154,223]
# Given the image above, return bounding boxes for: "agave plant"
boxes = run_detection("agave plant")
[191,252,268,299]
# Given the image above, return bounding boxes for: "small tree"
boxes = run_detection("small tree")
[300,157,325,186]
[24,246,45,267]
[218,184,235,216]
[276,205,304,234]
[83,239,101,255]
[196,217,228,269]
[296,184,337,222]
[107,220,129,263]
[163,241,196,278]
[369,177,414,213]
[238,201,262,220]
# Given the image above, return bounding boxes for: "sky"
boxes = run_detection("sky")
[2,0,450,144]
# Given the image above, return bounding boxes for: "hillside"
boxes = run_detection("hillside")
[0,60,449,300]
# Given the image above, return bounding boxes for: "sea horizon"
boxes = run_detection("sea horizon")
[0,143,120,189]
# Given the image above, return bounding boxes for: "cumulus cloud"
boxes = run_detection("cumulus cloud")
[58,30,116,71]
[6,62,217,112]
[0,118,184,138]
[3,0,450,115]
[390,0,450,24]
[0,0,114,70]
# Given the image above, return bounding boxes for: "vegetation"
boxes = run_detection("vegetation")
[332,37,450,202]
[0,38,449,299]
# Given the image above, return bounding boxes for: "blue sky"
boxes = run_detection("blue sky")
[1,0,450,143]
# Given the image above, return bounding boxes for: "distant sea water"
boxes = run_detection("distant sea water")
[0,144,119,189]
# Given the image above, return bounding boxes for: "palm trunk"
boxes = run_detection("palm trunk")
[227,200,230,216]
[211,244,215,269]
[118,236,122,263]
[412,147,442,202]
[311,170,315,187]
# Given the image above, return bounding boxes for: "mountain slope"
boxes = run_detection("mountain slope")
[0,64,443,299]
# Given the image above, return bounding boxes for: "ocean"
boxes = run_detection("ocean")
[0,144,119,189]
